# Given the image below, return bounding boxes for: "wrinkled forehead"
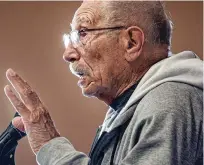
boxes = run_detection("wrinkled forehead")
[71,1,104,30]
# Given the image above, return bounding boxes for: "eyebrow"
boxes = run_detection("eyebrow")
[70,19,90,31]
[76,13,97,28]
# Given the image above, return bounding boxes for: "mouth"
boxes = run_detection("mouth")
[70,66,92,88]
[78,76,87,87]
[75,72,85,78]
[77,75,94,89]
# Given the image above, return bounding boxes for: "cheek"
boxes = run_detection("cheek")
[83,43,104,78]
[100,60,119,84]
[99,51,126,88]
[83,35,123,86]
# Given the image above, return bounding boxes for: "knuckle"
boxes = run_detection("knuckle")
[23,87,41,106]
[16,101,25,109]
[23,87,34,96]
[30,106,49,123]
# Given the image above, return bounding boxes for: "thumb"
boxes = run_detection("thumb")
[12,116,25,132]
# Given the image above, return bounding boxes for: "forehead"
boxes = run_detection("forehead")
[71,1,104,29]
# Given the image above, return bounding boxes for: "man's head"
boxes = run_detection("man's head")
[63,1,173,104]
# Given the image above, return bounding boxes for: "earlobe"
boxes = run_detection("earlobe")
[125,27,144,62]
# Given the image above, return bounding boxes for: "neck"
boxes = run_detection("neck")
[148,44,169,63]
[97,66,149,105]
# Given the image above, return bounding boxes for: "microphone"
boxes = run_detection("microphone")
[0,112,26,165]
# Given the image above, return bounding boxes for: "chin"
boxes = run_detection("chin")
[81,82,99,98]
[81,83,110,103]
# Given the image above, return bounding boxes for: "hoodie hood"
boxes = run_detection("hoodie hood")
[101,51,203,133]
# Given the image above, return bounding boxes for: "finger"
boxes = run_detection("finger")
[12,116,25,132]
[4,85,30,118]
[6,68,41,109]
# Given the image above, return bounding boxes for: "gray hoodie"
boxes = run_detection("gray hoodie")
[37,51,203,165]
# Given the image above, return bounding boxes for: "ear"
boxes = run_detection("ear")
[124,26,145,62]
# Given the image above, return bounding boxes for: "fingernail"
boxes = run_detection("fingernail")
[4,85,12,92]
[8,68,16,76]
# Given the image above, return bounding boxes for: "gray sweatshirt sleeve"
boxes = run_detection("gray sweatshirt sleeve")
[36,137,90,165]
[120,82,203,165]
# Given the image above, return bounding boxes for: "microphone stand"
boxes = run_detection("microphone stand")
[0,113,26,165]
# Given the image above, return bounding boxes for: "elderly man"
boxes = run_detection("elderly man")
[4,1,203,165]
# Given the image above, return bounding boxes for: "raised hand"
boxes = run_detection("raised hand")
[4,69,60,154]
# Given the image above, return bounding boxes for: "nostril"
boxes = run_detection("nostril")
[63,56,73,63]
[69,58,76,63]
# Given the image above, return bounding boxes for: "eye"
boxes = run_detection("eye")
[79,29,87,37]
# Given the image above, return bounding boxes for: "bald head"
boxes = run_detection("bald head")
[98,1,173,46]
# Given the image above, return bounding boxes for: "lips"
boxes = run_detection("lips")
[74,72,84,78]
[70,64,91,87]
[78,75,93,88]
[74,70,89,88]
[78,76,88,87]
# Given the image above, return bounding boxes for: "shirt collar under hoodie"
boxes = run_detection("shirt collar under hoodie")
[109,82,139,112]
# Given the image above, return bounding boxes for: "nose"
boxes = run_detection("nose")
[63,46,80,63]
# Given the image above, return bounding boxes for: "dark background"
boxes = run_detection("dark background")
[0,2,203,165]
